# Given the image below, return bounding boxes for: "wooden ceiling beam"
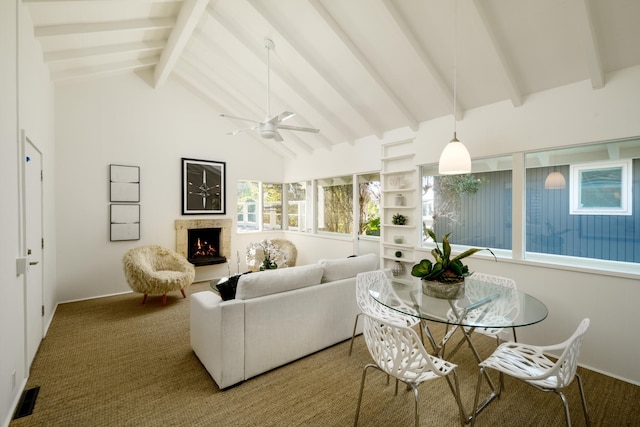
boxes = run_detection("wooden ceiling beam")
[34,18,174,38]
[309,0,419,132]
[576,0,605,89]
[247,0,383,140]
[153,0,209,88]
[43,40,165,63]
[471,0,523,107]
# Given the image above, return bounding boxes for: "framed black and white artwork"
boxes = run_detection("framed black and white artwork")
[182,158,226,215]
[110,164,140,202]
[110,204,140,241]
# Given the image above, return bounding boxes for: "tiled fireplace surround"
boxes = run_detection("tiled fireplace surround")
[175,219,232,263]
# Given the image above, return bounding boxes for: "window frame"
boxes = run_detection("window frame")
[569,159,633,216]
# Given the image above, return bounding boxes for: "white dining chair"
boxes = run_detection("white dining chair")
[349,270,421,356]
[354,313,466,427]
[444,272,520,354]
[471,318,591,427]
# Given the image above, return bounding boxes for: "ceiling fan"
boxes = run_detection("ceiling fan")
[220,38,319,142]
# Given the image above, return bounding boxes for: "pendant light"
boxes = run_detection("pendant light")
[439,0,471,175]
[544,169,566,189]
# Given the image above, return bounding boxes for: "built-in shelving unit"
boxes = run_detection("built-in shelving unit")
[380,138,418,284]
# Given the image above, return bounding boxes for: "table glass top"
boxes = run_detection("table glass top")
[368,276,548,329]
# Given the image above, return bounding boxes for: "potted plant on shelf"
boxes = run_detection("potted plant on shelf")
[392,213,407,225]
[411,228,496,299]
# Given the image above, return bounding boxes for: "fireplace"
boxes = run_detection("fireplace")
[187,228,226,266]
[175,219,232,267]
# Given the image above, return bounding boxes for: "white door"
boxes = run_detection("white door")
[24,137,44,368]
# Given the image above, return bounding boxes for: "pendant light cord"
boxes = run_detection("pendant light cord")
[453,0,458,138]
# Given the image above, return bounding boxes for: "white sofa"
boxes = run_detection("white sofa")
[190,253,379,389]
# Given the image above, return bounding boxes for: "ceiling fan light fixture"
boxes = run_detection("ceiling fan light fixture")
[260,122,277,139]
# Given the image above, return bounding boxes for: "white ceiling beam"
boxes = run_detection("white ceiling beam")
[471,0,523,107]
[51,55,157,82]
[576,0,605,89]
[380,0,462,120]
[34,18,174,38]
[309,0,419,132]
[24,0,179,3]
[153,0,209,88]
[208,6,340,150]
[247,0,384,140]
[43,40,165,62]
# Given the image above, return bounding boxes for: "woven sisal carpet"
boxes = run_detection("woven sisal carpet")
[10,281,640,426]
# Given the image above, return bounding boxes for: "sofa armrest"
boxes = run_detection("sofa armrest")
[190,291,245,389]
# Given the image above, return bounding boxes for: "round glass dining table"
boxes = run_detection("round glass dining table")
[368,274,549,423]
[368,276,548,329]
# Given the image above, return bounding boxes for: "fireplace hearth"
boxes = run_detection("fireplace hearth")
[188,228,226,266]
[175,219,232,268]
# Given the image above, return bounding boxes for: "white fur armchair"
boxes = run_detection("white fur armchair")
[122,245,195,305]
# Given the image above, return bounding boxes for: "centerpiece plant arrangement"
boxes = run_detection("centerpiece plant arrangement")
[246,239,286,271]
[411,228,496,299]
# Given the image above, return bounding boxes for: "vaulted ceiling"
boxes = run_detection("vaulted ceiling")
[24,0,640,158]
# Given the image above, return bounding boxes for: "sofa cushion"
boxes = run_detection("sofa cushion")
[235,264,324,300]
[317,253,379,283]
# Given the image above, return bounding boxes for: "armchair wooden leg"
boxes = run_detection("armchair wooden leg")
[141,294,148,305]
[162,294,167,306]
[181,289,187,298]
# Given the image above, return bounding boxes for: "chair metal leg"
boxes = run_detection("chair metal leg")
[349,314,362,356]
[409,383,420,427]
[575,373,591,426]
[554,390,573,427]
[354,364,375,427]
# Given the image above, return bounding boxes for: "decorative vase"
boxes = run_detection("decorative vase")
[422,279,465,300]
[394,251,402,258]
[394,193,405,206]
[391,261,405,277]
[393,235,403,244]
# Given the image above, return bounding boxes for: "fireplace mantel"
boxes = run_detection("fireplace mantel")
[175,219,232,263]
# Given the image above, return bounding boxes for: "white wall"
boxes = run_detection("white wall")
[1,2,56,426]
[0,3,22,425]
[284,66,640,385]
[54,71,285,301]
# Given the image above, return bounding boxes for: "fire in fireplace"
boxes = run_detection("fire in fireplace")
[187,228,226,266]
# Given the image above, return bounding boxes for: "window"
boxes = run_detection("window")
[525,139,639,262]
[317,175,353,234]
[286,181,312,232]
[570,160,632,215]
[358,173,381,236]
[262,183,283,230]
[237,181,259,231]
[420,157,513,249]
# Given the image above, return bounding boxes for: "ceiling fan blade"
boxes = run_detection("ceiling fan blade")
[227,125,259,135]
[274,130,284,142]
[220,114,260,124]
[278,124,320,133]
[266,111,295,125]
